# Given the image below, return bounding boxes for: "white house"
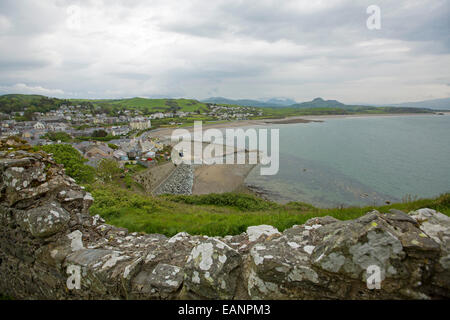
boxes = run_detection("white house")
[130,118,151,130]
[151,113,165,119]
[33,122,46,130]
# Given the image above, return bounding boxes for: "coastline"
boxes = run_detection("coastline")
[147,111,447,140]
[255,111,450,123]
[143,111,448,198]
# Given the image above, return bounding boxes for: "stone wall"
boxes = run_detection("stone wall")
[153,164,194,195]
[0,148,449,299]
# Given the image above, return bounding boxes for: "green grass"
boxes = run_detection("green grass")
[35,144,96,184]
[124,163,148,172]
[87,184,450,237]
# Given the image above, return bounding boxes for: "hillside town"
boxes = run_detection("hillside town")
[0,102,263,170]
[1,104,160,169]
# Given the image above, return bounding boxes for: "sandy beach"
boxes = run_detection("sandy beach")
[192,164,255,195]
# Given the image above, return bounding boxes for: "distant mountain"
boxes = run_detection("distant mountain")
[203,97,361,109]
[265,97,297,106]
[388,98,450,110]
[290,97,348,109]
[203,97,259,106]
[291,98,434,113]
[204,96,444,112]
[202,97,297,107]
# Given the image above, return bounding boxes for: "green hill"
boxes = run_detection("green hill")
[257,97,434,117]
[291,97,346,109]
[0,94,435,118]
[203,97,436,115]
[0,94,66,115]
[69,97,210,114]
[202,97,283,107]
[0,94,210,115]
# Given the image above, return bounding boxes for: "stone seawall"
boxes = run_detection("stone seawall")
[153,164,194,195]
[0,149,449,299]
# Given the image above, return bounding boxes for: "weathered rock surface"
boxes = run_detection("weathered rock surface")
[0,148,449,299]
[183,238,241,299]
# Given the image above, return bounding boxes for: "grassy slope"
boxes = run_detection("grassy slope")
[69,97,210,113]
[0,94,65,114]
[0,94,209,114]
[0,94,47,103]
[86,184,450,237]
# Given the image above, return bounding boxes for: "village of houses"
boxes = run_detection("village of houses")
[0,103,263,171]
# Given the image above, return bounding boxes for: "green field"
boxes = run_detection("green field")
[69,97,210,114]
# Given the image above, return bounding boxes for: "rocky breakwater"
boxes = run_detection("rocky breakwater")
[0,147,449,299]
[153,163,193,195]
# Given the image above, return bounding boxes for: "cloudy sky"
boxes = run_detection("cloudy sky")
[0,0,449,104]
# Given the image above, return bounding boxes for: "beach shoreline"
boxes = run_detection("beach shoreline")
[192,163,256,195]
[147,111,447,140]
[142,111,448,197]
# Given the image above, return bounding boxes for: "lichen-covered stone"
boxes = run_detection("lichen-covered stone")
[184,238,241,299]
[148,263,183,295]
[246,225,281,242]
[409,208,450,295]
[18,202,70,238]
[244,224,322,299]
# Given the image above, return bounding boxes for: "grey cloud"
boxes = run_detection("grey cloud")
[0,0,448,103]
[160,0,449,53]
[0,1,65,36]
[108,72,151,80]
[0,58,50,71]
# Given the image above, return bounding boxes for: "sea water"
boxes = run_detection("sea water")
[245,114,450,207]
